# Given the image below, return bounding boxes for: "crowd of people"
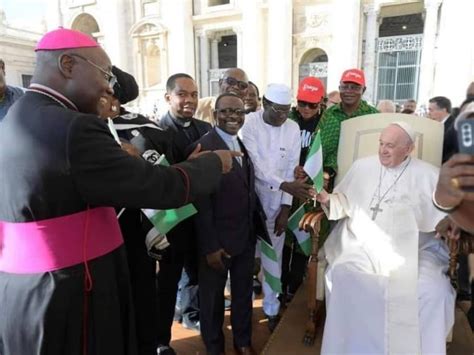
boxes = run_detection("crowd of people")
[0,27,474,355]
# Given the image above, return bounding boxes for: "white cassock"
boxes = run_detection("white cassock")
[240,110,301,316]
[321,155,455,355]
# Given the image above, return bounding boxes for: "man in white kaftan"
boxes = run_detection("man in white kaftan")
[316,122,456,354]
[240,84,314,330]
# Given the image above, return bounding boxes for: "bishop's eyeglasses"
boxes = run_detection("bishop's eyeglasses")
[69,53,117,88]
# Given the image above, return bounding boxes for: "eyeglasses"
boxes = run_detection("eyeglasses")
[270,105,290,114]
[297,101,319,110]
[216,108,246,116]
[223,77,249,90]
[69,53,117,87]
[339,83,363,92]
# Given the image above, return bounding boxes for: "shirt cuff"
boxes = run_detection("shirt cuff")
[281,192,293,206]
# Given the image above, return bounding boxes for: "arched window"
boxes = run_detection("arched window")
[71,13,100,40]
[130,22,167,89]
[299,48,328,88]
[143,39,161,87]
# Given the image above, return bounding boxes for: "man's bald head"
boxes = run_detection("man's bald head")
[219,68,249,99]
[378,124,414,168]
[33,46,114,114]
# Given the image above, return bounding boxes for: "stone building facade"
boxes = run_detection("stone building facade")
[0,9,42,88]
[47,0,474,116]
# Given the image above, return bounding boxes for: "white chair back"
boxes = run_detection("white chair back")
[336,113,444,184]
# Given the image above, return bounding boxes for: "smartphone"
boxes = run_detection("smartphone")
[456,118,474,191]
[457,118,474,155]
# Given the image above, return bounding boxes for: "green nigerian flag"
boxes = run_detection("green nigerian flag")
[304,131,324,193]
[142,155,197,235]
[260,239,282,293]
[287,204,311,256]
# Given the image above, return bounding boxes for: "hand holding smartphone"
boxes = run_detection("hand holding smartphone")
[456,116,474,192]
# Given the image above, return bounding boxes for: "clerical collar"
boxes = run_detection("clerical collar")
[216,126,238,143]
[169,112,192,128]
[27,83,78,111]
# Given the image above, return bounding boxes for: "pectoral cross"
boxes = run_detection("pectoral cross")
[370,204,383,220]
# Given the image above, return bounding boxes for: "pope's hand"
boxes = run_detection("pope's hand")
[315,189,329,205]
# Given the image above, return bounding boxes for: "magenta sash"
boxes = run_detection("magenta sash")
[0,207,123,274]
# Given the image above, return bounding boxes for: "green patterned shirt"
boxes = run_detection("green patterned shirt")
[317,100,378,171]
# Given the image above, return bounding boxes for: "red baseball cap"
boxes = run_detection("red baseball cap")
[297,77,325,103]
[340,68,366,87]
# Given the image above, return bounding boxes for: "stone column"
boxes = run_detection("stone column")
[267,0,293,85]
[362,4,380,104]
[167,0,195,76]
[197,30,210,97]
[233,26,243,68]
[211,36,220,69]
[418,0,442,106]
[241,0,263,86]
[327,0,361,93]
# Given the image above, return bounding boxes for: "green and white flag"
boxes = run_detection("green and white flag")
[304,131,324,193]
[287,204,311,256]
[143,204,197,236]
[143,154,197,238]
[260,239,282,293]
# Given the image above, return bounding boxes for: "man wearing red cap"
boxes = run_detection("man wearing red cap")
[0,28,239,355]
[281,76,325,302]
[316,68,378,178]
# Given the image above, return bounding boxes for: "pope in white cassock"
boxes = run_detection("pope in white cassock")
[315,122,456,354]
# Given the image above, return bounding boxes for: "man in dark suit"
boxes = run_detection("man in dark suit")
[156,73,213,355]
[193,93,257,355]
[428,96,453,162]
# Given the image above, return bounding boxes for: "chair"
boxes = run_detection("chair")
[299,113,449,345]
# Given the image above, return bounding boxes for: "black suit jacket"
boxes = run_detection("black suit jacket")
[442,115,456,163]
[157,112,213,251]
[192,128,257,256]
[158,111,212,163]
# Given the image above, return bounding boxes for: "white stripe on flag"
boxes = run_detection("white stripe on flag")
[303,131,324,192]
[260,240,282,293]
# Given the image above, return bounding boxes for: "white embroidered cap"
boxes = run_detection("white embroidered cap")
[391,121,416,143]
[264,83,292,105]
